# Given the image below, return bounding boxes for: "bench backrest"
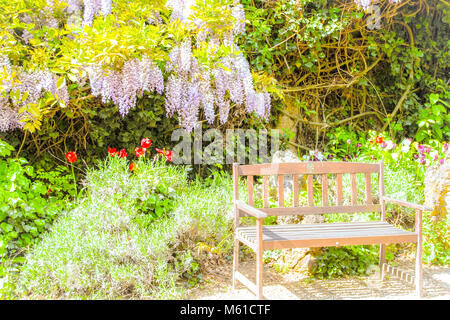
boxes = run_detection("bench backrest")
[232,161,385,218]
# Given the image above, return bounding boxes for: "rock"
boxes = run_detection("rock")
[424,150,450,221]
[269,150,303,198]
[301,214,325,224]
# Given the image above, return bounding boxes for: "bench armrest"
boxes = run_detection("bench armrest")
[382,196,432,212]
[234,200,268,219]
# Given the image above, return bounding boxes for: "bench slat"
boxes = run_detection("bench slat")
[336,173,343,205]
[278,175,284,207]
[351,173,357,205]
[262,175,269,208]
[238,221,393,232]
[293,174,299,207]
[237,221,417,250]
[247,175,254,206]
[322,174,328,206]
[365,173,372,204]
[307,175,314,206]
[238,204,381,216]
[238,162,380,176]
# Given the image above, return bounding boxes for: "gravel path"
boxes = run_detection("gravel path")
[185,259,450,300]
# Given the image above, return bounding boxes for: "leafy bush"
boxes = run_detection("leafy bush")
[0,139,69,255]
[312,246,378,279]
[11,156,233,299]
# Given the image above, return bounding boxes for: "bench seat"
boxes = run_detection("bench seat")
[237,221,417,250]
[232,161,427,299]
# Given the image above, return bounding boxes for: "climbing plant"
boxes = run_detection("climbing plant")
[239,0,449,151]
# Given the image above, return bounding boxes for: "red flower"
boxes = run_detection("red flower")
[156,148,173,162]
[108,147,117,157]
[370,155,375,160]
[375,136,384,144]
[141,138,152,149]
[65,151,77,163]
[118,149,128,158]
[165,150,173,162]
[135,147,146,157]
[129,163,137,171]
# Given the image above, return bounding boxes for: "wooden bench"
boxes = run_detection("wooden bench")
[231,161,431,299]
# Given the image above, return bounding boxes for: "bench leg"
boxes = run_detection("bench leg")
[379,244,386,280]
[415,242,423,298]
[415,208,423,298]
[232,238,239,290]
[256,244,263,300]
[256,218,264,300]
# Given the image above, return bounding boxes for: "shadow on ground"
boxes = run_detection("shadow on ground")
[185,260,450,300]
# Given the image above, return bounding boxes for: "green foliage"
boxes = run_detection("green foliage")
[423,215,450,265]
[13,157,233,299]
[134,171,177,227]
[416,89,450,143]
[240,0,449,150]
[34,165,77,200]
[312,246,378,279]
[0,139,67,254]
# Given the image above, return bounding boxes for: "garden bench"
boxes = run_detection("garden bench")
[232,161,431,299]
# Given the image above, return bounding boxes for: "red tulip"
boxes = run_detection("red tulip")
[135,147,146,157]
[141,138,152,149]
[164,150,173,162]
[156,148,173,162]
[129,163,137,171]
[108,147,117,157]
[65,151,77,163]
[118,149,128,158]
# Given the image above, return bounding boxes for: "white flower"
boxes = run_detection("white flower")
[385,140,395,150]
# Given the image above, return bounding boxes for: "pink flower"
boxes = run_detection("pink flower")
[439,159,444,165]
[385,140,395,150]
[346,139,351,144]
[356,143,362,148]
[404,138,412,146]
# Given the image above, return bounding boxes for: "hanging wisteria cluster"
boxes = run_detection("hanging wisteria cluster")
[0,54,70,132]
[81,0,112,26]
[0,0,272,133]
[87,57,164,116]
[164,0,271,131]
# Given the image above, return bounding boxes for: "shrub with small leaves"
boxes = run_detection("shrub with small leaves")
[312,246,378,279]
[0,139,66,254]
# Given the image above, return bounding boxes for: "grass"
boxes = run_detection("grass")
[11,158,234,299]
